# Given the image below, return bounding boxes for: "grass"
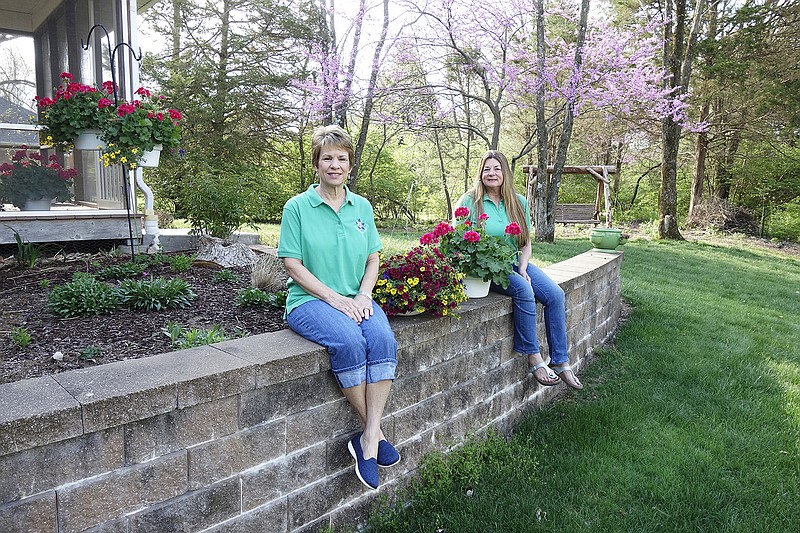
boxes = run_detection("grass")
[364,236,800,532]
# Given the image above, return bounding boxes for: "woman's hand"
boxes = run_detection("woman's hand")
[326,293,373,324]
[518,260,531,282]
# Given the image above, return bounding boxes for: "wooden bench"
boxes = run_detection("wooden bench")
[554,203,600,225]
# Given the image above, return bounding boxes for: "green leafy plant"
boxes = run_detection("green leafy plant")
[35,72,115,147]
[39,279,51,289]
[183,169,255,239]
[0,148,77,209]
[100,86,183,169]
[235,287,286,308]
[162,322,241,349]
[95,261,148,280]
[375,246,467,317]
[168,254,195,273]
[212,269,238,283]
[423,206,518,288]
[116,277,196,311]
[47,273,119,317]
[79,346,102,360]
[11,327,32,348]
[9,229,42,268]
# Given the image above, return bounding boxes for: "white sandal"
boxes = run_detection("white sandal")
[529,361,560,386]
[550,364,584,390]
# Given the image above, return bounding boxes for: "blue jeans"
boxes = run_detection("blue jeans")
[491,263,570,365]
[286,299,398,388]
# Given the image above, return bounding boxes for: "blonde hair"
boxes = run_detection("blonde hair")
[311,125,355,169]
[465,150,530,248]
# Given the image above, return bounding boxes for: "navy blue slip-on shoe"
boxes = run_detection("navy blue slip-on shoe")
[348,433,379,489]
[377,439,401,468]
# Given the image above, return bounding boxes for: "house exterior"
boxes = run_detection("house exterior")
[0,0,159,246]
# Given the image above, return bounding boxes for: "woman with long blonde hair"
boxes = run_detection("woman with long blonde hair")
[456,150,583,389]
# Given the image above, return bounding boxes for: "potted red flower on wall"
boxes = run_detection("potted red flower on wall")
[0,147,77,210]
[35,72,115,149]
[100,86,183,169]
[420,206,517,297]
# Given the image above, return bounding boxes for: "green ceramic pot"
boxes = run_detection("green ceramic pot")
[589,228,627,251]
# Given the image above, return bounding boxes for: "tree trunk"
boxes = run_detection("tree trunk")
[538,0,589,242]
[434,129,453,219]
[532,0,549,240]
[689,101,709,218]
[658,0,704,239]
[350,0,388,190]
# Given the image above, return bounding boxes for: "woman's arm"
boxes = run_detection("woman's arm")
[283,257,371,323]
[517,240,532,282]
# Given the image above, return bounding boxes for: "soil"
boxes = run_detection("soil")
[0,251,286,385]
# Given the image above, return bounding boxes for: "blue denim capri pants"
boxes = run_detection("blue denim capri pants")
[286,299,398,388]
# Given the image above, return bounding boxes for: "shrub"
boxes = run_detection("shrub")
[11,327,32,348]
[235,287,286,308]
[168,254,195,273]
[116,277,196,311]
[162,322,242,349]
[95,261,148,280]
[250,253,287,292]
[48,273,119,317]
[212,269,238,283]
[182,169,255,239]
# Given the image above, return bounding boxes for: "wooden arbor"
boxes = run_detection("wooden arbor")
[522,165,617,227]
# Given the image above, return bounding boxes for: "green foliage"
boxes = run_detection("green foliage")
[39,279,51,289]
[95,261,148,280]
[79,346,102,360]
[161,322,241,349]
[11,230,42,268]
[168,254,195,273]
[212,269,238,283]
[765,199,800,241]
[181,168,256,239]
[235,287,287,308]
[116,277,196,311]
[48,273,119,318]
[11,327,32,348]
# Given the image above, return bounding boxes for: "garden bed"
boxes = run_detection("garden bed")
[0,251,286,384]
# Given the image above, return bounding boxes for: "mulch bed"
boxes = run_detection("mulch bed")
[0,251,286,385]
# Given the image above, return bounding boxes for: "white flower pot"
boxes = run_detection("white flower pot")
[463,276,490,298]
[139,144,163,168]
[73,130,107,151]
[22,197,54,211]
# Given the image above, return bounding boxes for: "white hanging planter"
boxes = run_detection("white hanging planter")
[73,130,107,151]
[22,197,54,211]
[138,144,163,168]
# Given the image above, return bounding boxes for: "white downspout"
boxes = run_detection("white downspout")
[127,0,160,252]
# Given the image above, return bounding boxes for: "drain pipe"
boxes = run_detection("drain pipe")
[135,169,161,252]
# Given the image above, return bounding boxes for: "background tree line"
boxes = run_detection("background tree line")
[139,0,800,241]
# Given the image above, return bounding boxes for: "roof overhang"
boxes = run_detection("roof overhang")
[0,0,61,34]
[0,0,159,34]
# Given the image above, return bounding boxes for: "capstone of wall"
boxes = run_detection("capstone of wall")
[0,250,623,533]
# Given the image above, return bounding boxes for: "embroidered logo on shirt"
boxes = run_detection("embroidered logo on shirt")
[356,218,367,233]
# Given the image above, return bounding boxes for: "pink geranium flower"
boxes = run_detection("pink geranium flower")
[454,206,470,218]
[463,230,481,243]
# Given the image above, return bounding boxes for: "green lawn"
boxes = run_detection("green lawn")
[365,236,800,532]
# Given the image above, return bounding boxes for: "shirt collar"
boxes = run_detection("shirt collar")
[308,184,355,207]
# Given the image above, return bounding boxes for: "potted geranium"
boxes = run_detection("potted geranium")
[420,206,518,295]
[0,147,77,210]
[100,86,183,169]
[375,246,468,317]
[35,72,115,149]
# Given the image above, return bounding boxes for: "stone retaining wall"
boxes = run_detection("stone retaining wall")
[0,250,623,533]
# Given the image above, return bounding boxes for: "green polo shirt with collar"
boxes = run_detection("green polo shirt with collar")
[457,192,531,242]
[278,184,382,316]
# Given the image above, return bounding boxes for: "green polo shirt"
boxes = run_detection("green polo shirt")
[278,184,382,315]
[457,193,531,244]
